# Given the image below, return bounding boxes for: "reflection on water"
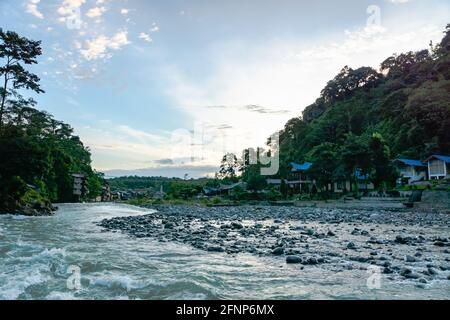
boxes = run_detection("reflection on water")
[0,203,448,300]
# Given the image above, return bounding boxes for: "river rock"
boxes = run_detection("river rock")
[286,255,302,264]
[347,242,356,250]
[272,247,284,255]
[164,222,175,229]
[400,267,412,277]
[231,222,244,229]
[207,246,225,252]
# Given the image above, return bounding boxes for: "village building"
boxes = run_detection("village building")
[333,169,375,193]
[203,182,245,196]
[287,162,313,192]
[71,173,87,202]
[424,155,450,180]
[394,159,428,185]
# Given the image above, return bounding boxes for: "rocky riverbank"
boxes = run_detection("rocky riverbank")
[99,205,450,287]
[0,202,56,216]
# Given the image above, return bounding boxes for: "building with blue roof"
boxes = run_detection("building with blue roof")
[394,158,428,185]
[424,155,450,180]
[286,162,314,192]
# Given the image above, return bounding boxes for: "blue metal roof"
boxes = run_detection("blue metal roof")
[396,159,427,167]
[354,168,369,180]
[289,162,313,171]
[429,155,450,163]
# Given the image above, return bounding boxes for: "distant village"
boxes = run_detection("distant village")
[267,154,450,194]
[88,153,450,203]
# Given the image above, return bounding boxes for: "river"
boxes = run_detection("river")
[0,203,448,300]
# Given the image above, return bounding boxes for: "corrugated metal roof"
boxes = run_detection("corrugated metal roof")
[425,154,450,163]
[396,159,427,167]
[289,162,313,171]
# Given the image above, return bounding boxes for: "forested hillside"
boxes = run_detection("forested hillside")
[261,25,450,189]
[0,30,103,214]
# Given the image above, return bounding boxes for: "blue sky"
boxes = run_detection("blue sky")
[1,0,449,178]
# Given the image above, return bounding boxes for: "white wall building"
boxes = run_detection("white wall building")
[424,155,450,180]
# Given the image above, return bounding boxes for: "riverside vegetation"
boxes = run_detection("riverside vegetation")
[111,25,450,204]
[0,29,103,215]
[2,25,450,214]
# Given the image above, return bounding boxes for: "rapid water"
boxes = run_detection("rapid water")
[0,203,448,300]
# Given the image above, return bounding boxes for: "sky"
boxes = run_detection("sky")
[1,0,449,178]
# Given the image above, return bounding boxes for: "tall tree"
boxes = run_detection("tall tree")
[307,142,339,192]
[369,133,397,190]
[0,29,44,125]
[218,153,241,181]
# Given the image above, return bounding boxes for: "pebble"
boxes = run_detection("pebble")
[286,255,302,264]
[272,247,284,255]
[231,222,244,229]
[400,267,412,276]
[98,204,450,285]
[347,242,356,250]
[207,246,225,252]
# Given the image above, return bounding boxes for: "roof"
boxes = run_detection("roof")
[354,169,369,180]
[203,182,243,195]
[396,159,427,167]
[424,155,450,163]
[289,162,313,171]
[219,182,243,191]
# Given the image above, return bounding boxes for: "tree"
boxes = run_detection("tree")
[0,29,44,125]
[218,153,241,181]
[321,66,381,103]
[369,133,397,190]
[0,30,105,212]
[339,134,371,191]
[307,143,338,192]
[244,165,267,192]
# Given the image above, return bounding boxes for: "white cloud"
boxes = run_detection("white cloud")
[162,22,445,154]
[77,124,173,170]
[80,31,130,60]
[139,32,152,43]
[86,6,106,18]
[26,0,44,19]
[386,0,410,3]
[150,22,159,33]
[120,8,129,15]
[57,0,86,23]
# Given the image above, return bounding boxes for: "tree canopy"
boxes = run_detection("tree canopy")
[0,30,103,213]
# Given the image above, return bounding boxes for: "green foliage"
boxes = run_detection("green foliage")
[307,142,338,190]
[218,153,241,181]
[167,182,202,199]
[212,197,222,205]
[238,26,450,196]
[0,30,103,212]
[243,164,267,192]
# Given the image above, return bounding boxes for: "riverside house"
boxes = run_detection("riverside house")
[424,155,450,180]
[394,159,428,185]
[288,162,313,192]
[268,162,375,193]
[266,162,313,192]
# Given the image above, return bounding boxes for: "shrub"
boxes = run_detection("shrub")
[212,197,222,204]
